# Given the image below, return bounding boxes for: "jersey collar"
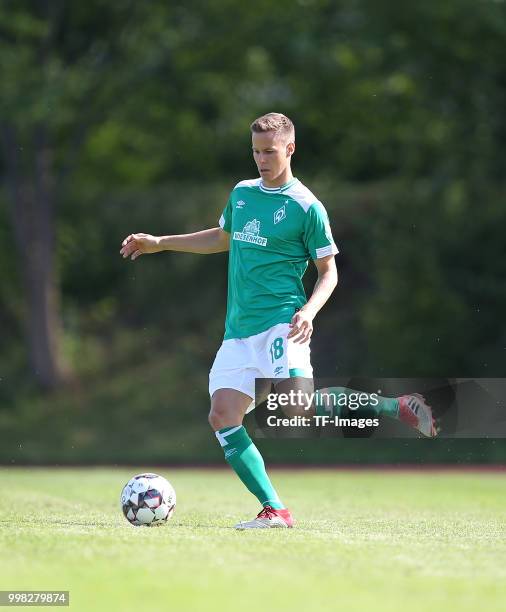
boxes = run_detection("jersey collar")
[259,177,298,194]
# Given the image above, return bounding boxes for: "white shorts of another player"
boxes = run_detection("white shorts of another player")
[209,322,313,414]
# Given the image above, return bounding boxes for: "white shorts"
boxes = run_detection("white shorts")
[209,322,313,412]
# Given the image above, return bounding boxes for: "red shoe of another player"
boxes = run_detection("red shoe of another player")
[398,393,437,438]
[235,505,294,530]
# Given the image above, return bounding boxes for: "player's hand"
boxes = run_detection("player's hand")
[120,233,160,260]
[287,308,315,344]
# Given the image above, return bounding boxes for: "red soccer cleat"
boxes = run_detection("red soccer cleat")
[398,393,437,437]
[235,505,294,530]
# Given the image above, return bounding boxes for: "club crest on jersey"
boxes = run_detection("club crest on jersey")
[273,205,286,225]
[233,219,267,246]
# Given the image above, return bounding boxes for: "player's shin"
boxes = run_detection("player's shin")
[215,425,284,509]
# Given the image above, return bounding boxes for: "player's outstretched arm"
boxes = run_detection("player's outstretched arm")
[120,228,230,260]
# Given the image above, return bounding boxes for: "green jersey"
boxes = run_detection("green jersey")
[219,177,338,340]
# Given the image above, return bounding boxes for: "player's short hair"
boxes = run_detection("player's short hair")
[250,112,295,143]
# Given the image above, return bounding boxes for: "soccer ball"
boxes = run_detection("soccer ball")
[120,472,176,526]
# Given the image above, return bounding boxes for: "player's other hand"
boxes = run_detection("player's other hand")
[120,233,160,260]
[287,308,315,344]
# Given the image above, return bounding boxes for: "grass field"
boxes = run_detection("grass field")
[1,468,505,611]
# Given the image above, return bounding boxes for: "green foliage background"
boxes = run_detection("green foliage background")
[1,0,505,463]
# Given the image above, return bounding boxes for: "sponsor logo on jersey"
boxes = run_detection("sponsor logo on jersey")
[236,200,246,208]
[233,219,267,246]
[274,205,286,225]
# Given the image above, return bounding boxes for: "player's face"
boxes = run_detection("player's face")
[252,131,295,185]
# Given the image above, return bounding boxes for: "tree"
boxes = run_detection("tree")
[0,0,156,388]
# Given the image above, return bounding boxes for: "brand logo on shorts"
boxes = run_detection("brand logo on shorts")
[233,219,267,246]
[274,205,286,225]
[274,366,284,376]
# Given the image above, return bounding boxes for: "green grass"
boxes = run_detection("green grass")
[1,468,505,611]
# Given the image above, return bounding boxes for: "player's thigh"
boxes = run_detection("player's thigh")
[273,376,315,417]
[260,323,313,380]
[209,338,249,376]
[209,388,253,430]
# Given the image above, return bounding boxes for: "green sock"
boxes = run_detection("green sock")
[215,425,284,509]
[315,387,399,418]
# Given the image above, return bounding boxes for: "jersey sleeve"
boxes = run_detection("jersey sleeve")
[218,195,233,233]
[303,202,338,259]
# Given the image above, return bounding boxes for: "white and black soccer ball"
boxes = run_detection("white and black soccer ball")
[120,473,176,526]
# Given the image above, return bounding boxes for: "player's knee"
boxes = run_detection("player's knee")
[208,403,231,430]
[208,408,218,430]
[209,389,250,431]
[208,399,244,431]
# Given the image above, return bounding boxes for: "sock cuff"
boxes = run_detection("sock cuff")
[215,425,247,447]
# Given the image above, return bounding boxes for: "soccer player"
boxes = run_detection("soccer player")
[120,113,435,530]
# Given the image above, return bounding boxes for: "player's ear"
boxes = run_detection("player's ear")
[286,141,295,157]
